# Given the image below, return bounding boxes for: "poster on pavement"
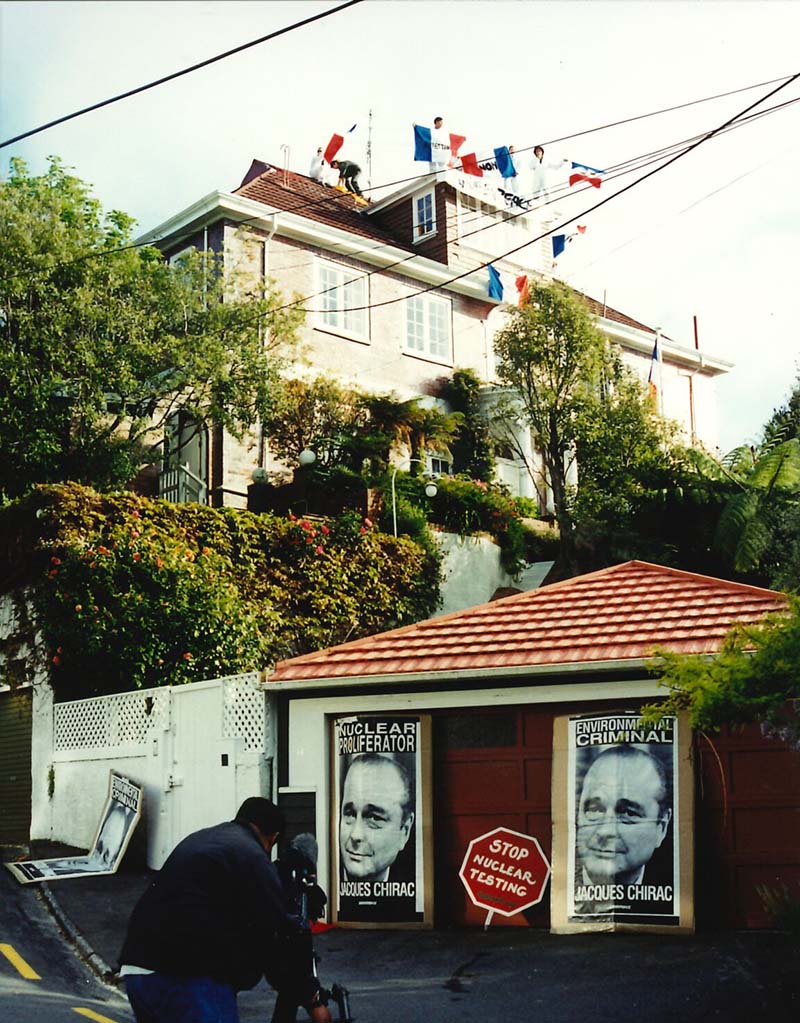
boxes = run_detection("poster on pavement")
[5,771,142,884]
[566,712,679,924]
[332,714,432,927]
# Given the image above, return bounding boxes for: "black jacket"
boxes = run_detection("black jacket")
[119,820,291,991]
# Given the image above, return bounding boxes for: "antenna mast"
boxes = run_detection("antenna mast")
[367,108,373,192]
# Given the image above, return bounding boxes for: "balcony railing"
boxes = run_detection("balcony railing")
[159,463,208,505]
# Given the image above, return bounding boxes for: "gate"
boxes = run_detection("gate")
[0,688,33,843]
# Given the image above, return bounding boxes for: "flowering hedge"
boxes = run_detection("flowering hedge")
[1,484,441,699]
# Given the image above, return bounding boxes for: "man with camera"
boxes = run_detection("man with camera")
[119,797,330,1023]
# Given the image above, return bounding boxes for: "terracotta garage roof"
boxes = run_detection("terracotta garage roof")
[269,561,785,684]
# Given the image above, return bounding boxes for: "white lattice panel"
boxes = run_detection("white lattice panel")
[221,672,266,753]
[54,687,169,752]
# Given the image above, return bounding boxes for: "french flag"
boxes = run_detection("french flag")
[569,161,605,188]
[324,124,357,165]
[449,133,467,166]
[487,265,504,301]
[460,152,483,177]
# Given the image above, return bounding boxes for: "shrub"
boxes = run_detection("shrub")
[1,484,441,698]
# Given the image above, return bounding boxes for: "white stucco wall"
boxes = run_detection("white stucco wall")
[437,531,553,615]
[280,675,663,913]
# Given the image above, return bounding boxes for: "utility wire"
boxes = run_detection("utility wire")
[289,71,800,315]
[0,0,364,149]
[5,78,799,286]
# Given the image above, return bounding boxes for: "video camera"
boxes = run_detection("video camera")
[272,834,353,1023]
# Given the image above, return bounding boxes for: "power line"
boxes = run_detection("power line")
[5,76,799,287]
[0,0,364,150]
[289,71,800,315]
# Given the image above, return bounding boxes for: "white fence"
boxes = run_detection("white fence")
[36,673,273,869]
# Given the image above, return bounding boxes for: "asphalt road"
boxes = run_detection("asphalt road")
[0,864,132,1023]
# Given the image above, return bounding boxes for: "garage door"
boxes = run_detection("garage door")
[434,706,557,928]
[0,688,33,844]
[695,721,800,929]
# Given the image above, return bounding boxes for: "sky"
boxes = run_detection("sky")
[2,0,800,452]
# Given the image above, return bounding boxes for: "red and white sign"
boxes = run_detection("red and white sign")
[459,827,551,926]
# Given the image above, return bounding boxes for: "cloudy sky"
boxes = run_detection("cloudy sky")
[2,0,799,451]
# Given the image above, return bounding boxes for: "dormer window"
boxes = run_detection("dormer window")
[413,189,436,241]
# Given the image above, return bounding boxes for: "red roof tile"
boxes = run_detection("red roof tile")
[233,160,413,251]
[269,561,785,683]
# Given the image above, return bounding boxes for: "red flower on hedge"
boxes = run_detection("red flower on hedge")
[315,546,324,555]
[50,556,61,566]
[183,652,193,661]
[320,524,330,535]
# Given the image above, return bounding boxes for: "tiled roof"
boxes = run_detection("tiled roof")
[233,160,413,251]
[233,161,686,347]
[269,561,785,684]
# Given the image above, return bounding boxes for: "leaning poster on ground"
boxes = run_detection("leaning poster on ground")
[332,714,432,927]
[566,712,680,926]
[6,771,142,884]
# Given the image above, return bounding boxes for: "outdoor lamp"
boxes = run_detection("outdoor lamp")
[391,459,439,537]
[251,467,269,484]
[298,448,317,467]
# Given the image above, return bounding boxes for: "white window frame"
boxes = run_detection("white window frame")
[428,455,452,476]
[316,259,369,342]
[413,188,436,242]
[405,294,452,363]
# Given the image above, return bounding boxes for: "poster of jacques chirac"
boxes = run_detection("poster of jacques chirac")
[567,713,679,925]
[334,715,425,924]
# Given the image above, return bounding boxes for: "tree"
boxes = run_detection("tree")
[642,600,799,747]
[262,376,462,479]
[0,157,303,498]
[437,368,495,481]
[493,281,645,574]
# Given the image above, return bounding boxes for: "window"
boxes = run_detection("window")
[318,261,368,339]
[413,190,436,240]
[428,456,452,476]
[406,294,451,361]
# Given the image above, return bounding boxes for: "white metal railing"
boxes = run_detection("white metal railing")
[159,463,208,504]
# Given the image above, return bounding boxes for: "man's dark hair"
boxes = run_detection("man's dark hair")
[434,115,443,124]
[236,797,285,836]
[331,159,340,168]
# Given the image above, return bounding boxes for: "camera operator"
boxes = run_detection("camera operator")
[119,799,330,1023]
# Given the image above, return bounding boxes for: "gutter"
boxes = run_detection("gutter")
[260,654,688,693]
[135,192,494,303]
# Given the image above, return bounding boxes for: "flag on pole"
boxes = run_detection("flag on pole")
[494,146,516,179]
[552,235,566,260]
[460,152,483,177]
[323,125,357,165]
[647,333,661,399]
[487,265,504,301]
[515,275,530,307]
[569,161,605,188]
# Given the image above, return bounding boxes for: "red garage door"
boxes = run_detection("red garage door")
[435,704,800,930]
[696,721,800,929]
[433,706,557,928]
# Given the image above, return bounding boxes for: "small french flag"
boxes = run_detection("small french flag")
[460,152,483,177]
[324,124,357,165]
[487,265,504,301]
[569,162,605,188]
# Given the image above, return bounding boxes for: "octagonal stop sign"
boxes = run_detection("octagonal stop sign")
[459,826,551,927]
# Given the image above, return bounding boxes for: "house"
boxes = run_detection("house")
[136,159,731,509]
[265,561,798,932]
